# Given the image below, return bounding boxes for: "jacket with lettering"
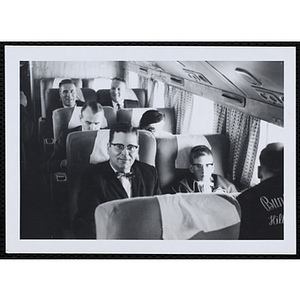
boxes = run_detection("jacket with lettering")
[236,175,283,240]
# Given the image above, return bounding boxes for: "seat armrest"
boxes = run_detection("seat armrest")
[43,137,54,159]
[38,117,46,143]
[54,172,68,183]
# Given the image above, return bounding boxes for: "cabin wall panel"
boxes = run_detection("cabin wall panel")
[31,61,122,79]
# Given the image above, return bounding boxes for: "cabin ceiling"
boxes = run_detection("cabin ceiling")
[130,60,284,109]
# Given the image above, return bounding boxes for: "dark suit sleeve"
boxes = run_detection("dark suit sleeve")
[20,104,33,142]
[73,167,104,239]
[134,162,161,196]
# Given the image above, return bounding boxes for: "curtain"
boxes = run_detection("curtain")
[148,78,158,107]
[138,75,148,91]
[138,75,158,107]
[213,103,260,188]
[164,84,194,134]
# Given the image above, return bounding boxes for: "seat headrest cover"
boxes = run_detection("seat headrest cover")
[125,89,138,101]
[175,134,211,169]
[68,106,82,129]
[76,88,85,102]
[89,130,110,164]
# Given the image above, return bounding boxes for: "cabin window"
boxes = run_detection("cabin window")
[128,71,165,108]
[188,95,214,134]
[250,121,285,186]
[127,71,139,88]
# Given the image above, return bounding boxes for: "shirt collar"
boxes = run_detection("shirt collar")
[109,160,131,175]
[62,102,77,109]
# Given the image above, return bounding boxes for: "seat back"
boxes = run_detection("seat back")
[40,78,82,117]
[52,106,117,142]
[66,129,157,225]
[97,88,147,107]
[156,134,229,193]
[117,107,176,133]
[95,193,241,240]
[52,107,77,142]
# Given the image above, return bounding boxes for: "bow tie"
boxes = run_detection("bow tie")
[116,171,133,179]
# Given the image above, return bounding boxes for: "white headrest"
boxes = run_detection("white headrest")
[89,130,110,164]
[175,134,211,169]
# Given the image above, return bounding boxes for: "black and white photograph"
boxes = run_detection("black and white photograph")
[5,45,296,255]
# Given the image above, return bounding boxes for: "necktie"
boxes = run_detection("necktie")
[117,103,121,110]
[116,171,133,179]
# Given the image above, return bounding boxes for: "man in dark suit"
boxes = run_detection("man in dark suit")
[43,101,106,173]
[237,143,283,240]
[108,77,140,111]
[45,79,85,138]
[73,122,161,238]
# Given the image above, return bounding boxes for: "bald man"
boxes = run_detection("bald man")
[237,143,284,240]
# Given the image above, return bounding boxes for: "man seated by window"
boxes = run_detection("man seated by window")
[108,77,140,111]
[237,142,283,240]
[172,145,237,193]
[139,110,172,137]
[73,122,161,239]
[43,101,107,173]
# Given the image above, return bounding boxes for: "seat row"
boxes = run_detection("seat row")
[41,106,176,160]
[65,130,230,226]
[41,86,147,118]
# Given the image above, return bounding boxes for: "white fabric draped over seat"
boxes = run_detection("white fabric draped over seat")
[157,193,240,240]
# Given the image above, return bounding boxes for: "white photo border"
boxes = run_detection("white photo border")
[5,44,297,255]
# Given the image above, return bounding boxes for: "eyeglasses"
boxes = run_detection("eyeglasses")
[110,143,139,152]
[145,127,156,133]
[192,163,214,169]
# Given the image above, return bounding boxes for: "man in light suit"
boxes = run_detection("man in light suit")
[108,77,140,111]
[73,122,161,238]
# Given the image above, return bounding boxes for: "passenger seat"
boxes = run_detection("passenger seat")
[155,134,230,193]
[66,129,157,227]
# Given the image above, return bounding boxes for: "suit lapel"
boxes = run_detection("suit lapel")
[104,161,130,198]
[131,162,142,197]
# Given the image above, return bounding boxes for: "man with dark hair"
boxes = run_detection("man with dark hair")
[58,79,79,108]
[108,77,140,111]
[173,145,237,193]
[45,79,86,138]
[73,122,161,238]
[139,110,172,137]
[237,142,284,240]
[44,101,107,173]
